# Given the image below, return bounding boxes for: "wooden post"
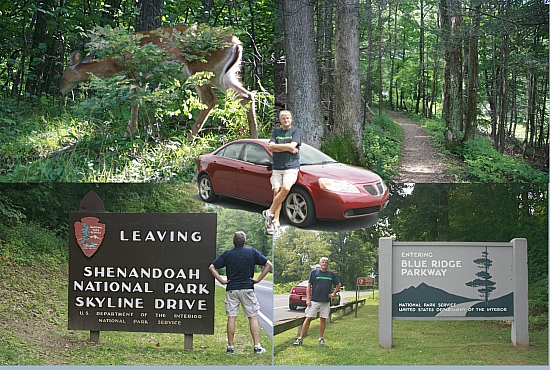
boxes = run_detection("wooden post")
[184,334,193,351]
[78,191,105,345]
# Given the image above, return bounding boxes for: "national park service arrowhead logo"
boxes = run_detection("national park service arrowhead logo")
[74,217,106,258]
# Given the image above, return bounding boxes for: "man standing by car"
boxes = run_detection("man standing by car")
[209,231,272,355]
[262,110,301,235]
[293,257,341,346]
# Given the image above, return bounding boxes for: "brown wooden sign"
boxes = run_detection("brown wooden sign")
[357,277,375,287]
[68,211,217,335]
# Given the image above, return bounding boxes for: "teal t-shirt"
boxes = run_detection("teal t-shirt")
[269,126,301,170]
[308,269,340,303]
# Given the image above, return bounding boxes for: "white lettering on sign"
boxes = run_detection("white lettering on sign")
[401,268,447,276]
[119,230,202,242]
[83,266,200,279]
[74,296,144,309]
[164,283,210,294]
[154,299,208,311]
[74,280,154,293]
[400,259,462,276]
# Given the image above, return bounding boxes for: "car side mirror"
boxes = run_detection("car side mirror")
[257,158,273,167]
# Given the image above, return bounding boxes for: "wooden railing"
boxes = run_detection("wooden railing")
[274,298,366,336]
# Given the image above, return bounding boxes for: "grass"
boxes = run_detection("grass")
[0,262,272,366]
[0,92,273,182]
[273,295,548,366]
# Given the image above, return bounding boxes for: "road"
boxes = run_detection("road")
[216,279,273,337]
[274,290,371,322]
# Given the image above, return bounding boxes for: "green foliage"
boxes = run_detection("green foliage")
[457,138,548,183]
[529,278,548,330]
[321,133,363,166]
[410,115,548,183]
[362,113,402,181]
[273,228,331,285]
[160,25,239,63]
[0,221,67,267]
[0,194,26,226]
[273,281,300,295]
[215,207,272,265]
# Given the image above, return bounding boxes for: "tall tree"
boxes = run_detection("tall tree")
[333,0,362,162]
[439,0,463,151]
[283,0,324,147]
[463,0,480,142]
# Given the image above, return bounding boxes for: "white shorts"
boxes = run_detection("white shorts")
[270,168,299,189]
[305,301,330,319]
[225,289,260,317]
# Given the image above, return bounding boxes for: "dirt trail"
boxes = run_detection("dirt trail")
[388,111,456,183]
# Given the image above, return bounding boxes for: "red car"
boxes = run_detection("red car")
[196,139,389,228]
[288,280,341,310]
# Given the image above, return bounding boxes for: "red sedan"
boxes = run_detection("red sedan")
[196,139,389,228]
[288,280,341,310]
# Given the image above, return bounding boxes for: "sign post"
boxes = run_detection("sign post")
[355,277,375,317]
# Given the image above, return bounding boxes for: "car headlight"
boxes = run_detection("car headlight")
[318,178,360,193]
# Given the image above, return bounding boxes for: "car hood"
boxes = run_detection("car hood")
[300,162,382,184]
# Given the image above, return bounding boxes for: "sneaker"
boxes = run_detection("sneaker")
[293,337,303,346]
[262,210,274,233]
[272,221,281,236]
[226,346,234,355]
[254,345,266,354]
[318,337,326,345]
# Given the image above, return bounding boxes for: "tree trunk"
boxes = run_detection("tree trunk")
[439,0,463,152]
[283,0,324,148]
[333,0,362,163]
[362,0,374,125]
[463,0,480,142]
[136,0,164,32]
[416,0,425,116]
[317,0,334,129]
[24,0,61,98]
[376,0,385,115]
[273,0,287,123]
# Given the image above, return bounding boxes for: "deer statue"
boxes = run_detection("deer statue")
[60,26,258,139]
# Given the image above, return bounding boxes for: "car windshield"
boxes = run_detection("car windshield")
[300,144,339,166]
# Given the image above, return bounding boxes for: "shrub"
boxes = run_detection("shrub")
[362,113,402,181]
[0,222,67,267]
[457,138,548,183]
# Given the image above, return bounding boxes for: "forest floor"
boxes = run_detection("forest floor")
[389,110,459,183]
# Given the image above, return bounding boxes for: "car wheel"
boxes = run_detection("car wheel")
[289,303,297,310]
[283,187,316,228]
[198,174,219,202]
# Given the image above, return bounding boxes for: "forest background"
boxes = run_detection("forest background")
[0,0,548,180]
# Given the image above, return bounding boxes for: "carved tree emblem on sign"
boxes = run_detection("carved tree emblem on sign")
[465,247,496,305]
[74,216,106,258]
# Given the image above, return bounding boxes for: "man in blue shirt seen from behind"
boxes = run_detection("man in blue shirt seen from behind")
[209,231,272,355]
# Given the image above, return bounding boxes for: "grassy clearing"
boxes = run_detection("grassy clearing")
[273,295,548,366]
[0,262,272,366]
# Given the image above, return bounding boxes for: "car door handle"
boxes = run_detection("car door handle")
[238,166,245,172]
